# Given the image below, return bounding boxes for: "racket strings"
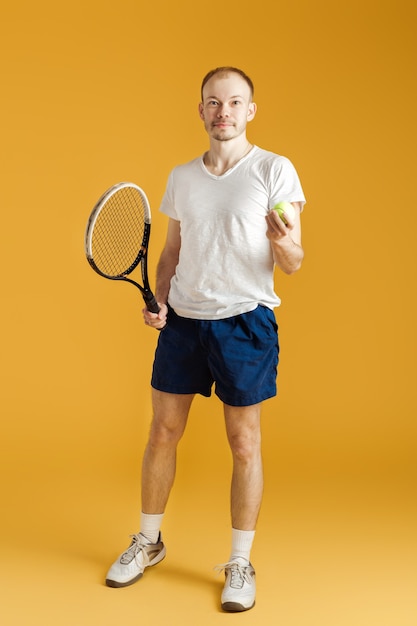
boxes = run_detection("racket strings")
[92,188,147,277]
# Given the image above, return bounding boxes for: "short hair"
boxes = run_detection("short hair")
[200,67,254,101]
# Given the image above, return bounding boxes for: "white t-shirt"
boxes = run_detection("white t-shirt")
[159,145,306,320]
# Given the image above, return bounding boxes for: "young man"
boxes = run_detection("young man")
[106,67,306,612]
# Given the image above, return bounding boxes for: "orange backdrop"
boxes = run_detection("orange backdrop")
[1,1,416,625]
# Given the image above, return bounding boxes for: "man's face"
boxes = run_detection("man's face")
[199,73,256,142]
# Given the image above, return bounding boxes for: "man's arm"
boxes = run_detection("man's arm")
[143,218,181,329]
[265,202,304,274]
[155,218,181,304]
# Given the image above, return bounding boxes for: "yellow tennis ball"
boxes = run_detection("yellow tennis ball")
[273,201,296,225]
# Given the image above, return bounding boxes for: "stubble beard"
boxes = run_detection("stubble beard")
[210,123,245,143]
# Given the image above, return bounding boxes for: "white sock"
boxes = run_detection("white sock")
[140,512,164,544]
[230,528,256,564]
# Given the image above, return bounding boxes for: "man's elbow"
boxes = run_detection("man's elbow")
[278,250,304,275]
[283,262,302,275]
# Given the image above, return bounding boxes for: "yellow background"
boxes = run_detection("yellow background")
[1,1,416,624]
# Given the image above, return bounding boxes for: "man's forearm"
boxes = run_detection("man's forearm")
[272,237,304,274]
[155,248,179,304]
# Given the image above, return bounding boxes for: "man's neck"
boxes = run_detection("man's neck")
[203,138,253,176]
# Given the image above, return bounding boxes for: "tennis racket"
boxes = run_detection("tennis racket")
[85,182,160,313]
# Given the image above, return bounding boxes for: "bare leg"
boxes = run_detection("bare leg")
[141,389,194,514]
[224,403,263,530]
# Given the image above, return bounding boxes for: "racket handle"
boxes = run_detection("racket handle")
[143,293,160,314]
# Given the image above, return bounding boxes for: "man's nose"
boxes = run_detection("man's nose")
[217,105,230,117]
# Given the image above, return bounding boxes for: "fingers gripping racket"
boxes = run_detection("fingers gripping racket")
[85,182,160,313]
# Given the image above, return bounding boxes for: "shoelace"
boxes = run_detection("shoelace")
[120,534,149,564]
[215,561,253,589]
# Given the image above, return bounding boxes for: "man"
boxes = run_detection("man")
[106,67,306,612]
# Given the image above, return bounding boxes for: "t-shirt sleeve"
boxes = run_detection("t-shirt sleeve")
[159,169,179,220]
[268,156,306,210]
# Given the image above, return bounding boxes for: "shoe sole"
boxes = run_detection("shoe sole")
[105,546,166,588]
[222,601,255,612]
[106,571,144,588]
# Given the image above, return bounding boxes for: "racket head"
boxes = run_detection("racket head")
[85,182,152,279]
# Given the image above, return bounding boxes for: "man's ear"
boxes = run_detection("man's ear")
[198,102,205,120]
[247,102,257,121]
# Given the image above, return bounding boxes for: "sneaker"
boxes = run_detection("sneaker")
[106,532,166,588]
[217,559,256,612]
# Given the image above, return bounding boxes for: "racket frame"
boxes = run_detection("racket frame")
[85,182,160,313]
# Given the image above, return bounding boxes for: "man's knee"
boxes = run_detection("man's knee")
[228,428,261,463]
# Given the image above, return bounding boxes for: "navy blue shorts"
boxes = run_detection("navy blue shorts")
[151,305,279,407]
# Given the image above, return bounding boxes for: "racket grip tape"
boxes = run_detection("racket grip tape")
[143,293,160,314]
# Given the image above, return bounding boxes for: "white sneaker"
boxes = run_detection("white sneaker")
[106,533,166,587]
[217,559,256,612]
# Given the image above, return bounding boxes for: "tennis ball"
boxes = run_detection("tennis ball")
[273,201,296,225]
